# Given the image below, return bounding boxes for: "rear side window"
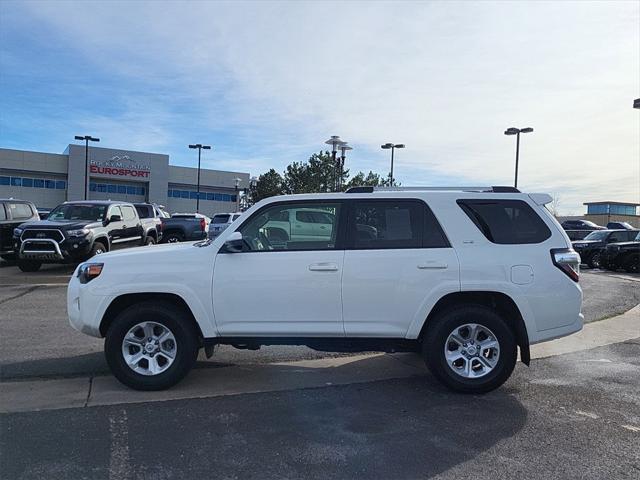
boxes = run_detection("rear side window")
[457,199,551,244]
[349,200,448,249]
[135,205,152,218]
[8,203,34,220]
[212,214,231,223]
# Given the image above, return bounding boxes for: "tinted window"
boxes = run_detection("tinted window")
[121,206,136,221]
[8,203,34,220]
[0,205,6,221]
[232,214,241,221]
[584,231,608,241]
[349,201,443,249]
[212,214,231,224]
[135,205,152,218]
[239,202,341,251]
[457,199,551,244]
[295,210,333,224]
[49,204,107,221]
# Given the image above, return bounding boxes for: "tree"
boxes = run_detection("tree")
[548,194,562,217]
[283,151,346,194]
[250,169,285,203]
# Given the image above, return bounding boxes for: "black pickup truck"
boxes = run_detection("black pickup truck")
[1,199,40,262]
[600,231,640,273]
[12,200,152,272]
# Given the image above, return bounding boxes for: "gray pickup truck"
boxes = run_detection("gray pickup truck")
[160,213,209,243]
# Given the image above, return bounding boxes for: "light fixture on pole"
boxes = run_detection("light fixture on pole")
[338,143,353,191]
[74,135,100,200]
[380,143,404,185]
[324,135,342,192]
[503,127,533,189]
[188,144,211,213]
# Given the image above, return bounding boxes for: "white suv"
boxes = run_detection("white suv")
[68,187,583,393]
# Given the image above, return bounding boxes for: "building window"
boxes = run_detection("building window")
[97,184,107,193]
[55,180,66,190]
[0,176,9,185]
[126,186,136,195]
[33,179,44,188]
[90,182,97,192]
[206,192,214,200]
[45,179,55,189]
[22,178,34,187]
[180,190,189,199]
[10,177,21,186]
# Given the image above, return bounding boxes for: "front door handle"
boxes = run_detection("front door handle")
[309,262,338,272]
[417,261,448,270]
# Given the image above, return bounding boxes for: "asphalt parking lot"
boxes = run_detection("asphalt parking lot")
[1,264,639,479]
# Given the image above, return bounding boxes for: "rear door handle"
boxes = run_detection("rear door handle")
[417,261,448,270]
[309,262,339,272]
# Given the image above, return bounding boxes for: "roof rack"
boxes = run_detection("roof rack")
[345,186,520,193]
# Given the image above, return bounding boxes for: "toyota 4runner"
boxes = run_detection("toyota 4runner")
[68,187,583,393]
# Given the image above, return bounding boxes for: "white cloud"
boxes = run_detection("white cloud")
[11,0,640,213]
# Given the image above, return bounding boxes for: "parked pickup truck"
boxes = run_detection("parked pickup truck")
[160,213,209,243]
[209,212,242,238]
[134,203,167,244]
[13,200,152,272]
[1,198,40,262]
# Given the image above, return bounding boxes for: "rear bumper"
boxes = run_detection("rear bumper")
[530,313,584,345]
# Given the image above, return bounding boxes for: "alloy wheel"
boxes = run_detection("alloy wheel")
[444,323,500,379]
[121,321,177,376]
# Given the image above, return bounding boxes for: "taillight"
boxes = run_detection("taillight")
[551,248,580,282]
[200,218,206,231]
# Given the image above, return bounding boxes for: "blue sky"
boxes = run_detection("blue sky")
[1,0,638,214]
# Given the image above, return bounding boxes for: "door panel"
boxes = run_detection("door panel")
[213,250,345,336]
[212,200,345,336]
[342,248,459,336]
[341,199,459,337]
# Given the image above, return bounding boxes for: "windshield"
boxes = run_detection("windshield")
[584,231,608,241]
[212,214,231,224]
[47,204,107,222]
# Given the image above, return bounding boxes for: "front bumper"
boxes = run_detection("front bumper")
[16,236,93,263]
[67,272,110,338]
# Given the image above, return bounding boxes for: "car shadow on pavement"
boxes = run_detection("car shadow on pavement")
[0,352,235,381]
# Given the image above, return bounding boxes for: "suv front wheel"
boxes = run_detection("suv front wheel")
[105,301,200,390]
[422,305,517,394]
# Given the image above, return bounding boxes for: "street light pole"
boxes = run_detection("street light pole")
[74,135,100,200]
[234,177,241,212]
[504,127,533,189]
[188,144,211,213]
[380,143,405,186]
[324,136,342,192]
[338,143,352,191]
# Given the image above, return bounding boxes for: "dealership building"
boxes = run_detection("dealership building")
[0,145,250,215]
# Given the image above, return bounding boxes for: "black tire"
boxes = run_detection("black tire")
[89,241,107,258]
[588,252,601,269]
[17,260,42,272]
[164,232,184,243]
[104,300,200,391]
[422,305,517,394]
[624,254,639,274]
[0,254,17,263]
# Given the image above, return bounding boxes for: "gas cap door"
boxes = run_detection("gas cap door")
[511,265,534,285]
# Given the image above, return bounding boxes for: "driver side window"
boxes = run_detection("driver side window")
[239,202,342,251]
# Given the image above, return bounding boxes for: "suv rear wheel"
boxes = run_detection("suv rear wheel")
[422,305,517,394]
[104,301,200,390]
[164,232,184,243]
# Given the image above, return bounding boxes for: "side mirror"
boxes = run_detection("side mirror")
[223,231,244,253]
[106,214,122,225]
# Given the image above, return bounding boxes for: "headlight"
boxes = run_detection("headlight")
[77,263,104,284]
[67,228,91,237]
[13,228,23,236]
